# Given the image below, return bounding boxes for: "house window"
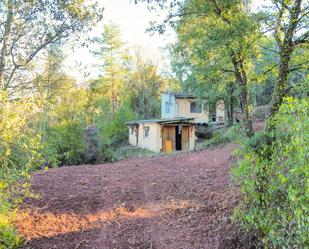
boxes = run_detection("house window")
[165,101,170,113]
[130,127,134,135]
[190,102,202,113]
[143,126,149,137]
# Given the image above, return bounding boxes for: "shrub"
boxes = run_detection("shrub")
[114,145,155,161]
[0,180,24,249]
[44,122,86,166]
[98,102,135,146]
[253,105,268,121]
[232,97,309,248]
[196,124,244,150]
[0,92,40,248]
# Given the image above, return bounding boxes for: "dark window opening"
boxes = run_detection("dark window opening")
[143,126,149,137]
[190,102,202,113]
[165,101,170,113]
[209,104,216,122]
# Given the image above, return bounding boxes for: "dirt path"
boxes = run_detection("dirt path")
[16,144,239,249]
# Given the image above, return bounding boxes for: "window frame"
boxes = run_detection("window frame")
[143,126,150,138]
[190,101,202,113]
[165,101,170,113]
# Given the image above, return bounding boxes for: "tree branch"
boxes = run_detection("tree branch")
[294,30,309,46]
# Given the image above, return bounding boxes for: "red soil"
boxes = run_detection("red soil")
[15,143,240,249]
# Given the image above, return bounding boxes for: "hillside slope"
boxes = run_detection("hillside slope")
[16,144,239,249]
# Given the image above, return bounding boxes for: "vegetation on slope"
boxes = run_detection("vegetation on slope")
[0,0,308,247]
[233,97,308,247]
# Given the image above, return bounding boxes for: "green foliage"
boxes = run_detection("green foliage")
[97,101,135,162]
[0,0,102,90]
[44,122,86,166]
[0,93,41,248]
[0,180,24,249]
[232,97,309,248]
[100,103,135,146]
[253,105,268,121]
[0,92,43,176]
[114,145,156,161]
[0,220,23,249]
[196,124,244,150]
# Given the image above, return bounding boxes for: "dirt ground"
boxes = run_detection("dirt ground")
[15,143,240,249]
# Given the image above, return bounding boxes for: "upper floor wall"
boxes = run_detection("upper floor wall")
[161,92,209,123]
[161,93,176,119]
[175,98,209,123]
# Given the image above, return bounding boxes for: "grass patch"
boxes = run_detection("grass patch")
[114,144,156,161]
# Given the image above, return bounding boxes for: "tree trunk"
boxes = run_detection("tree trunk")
[42,77,51,144]
[266,0,303,131]
[240,79,253,137]
[0,0,13,89]
[230,52,253,137]
[266,49,292,131]
[226,82,234,126]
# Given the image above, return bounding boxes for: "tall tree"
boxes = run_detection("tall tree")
[0,0,102,92]
[265,0,309,130]
[31,45,66,143]
[92,23,129,114]
[141,0,260,136]
[126,49,163,118]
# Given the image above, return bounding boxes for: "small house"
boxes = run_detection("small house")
[127,91,226,153]
[161,91,225,125]
[126,117,195,153]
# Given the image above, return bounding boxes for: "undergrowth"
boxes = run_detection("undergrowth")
[232,97,309,248]
[0,178,26,249]
[196,124,244,150]
[114,145,156,161]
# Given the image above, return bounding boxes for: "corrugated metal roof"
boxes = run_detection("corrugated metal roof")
[126,117,195,125]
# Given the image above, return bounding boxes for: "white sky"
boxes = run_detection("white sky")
[64,0,270,83]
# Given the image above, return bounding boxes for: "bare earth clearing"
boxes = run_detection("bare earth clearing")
[16,144,240,249]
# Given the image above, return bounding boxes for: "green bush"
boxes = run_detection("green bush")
[45,122,86,166]
[196,124,244,150]
[96,101,135,162]
[114,145,155,161]
[232,97,309,248]
[97,139,116,162]
[0,93,41,248]
[99,103,135,146]
[253,105,268,121]
[0,181,24,249]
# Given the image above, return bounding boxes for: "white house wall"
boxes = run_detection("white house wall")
[176,99,209,123]
[216,101,225,123]
[161,93,176,118]
[128,123,196,153]
[137,123,161,153]
[128,126,138,146]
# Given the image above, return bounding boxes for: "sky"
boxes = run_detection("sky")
[64,0,270,83]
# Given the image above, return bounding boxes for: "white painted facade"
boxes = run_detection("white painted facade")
[128,122,195,153]
[161,92,225,124]
[216,100,225,124]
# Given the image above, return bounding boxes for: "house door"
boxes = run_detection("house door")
[162,126,176,152]
[175,125,182,151]
[181,126,190,151]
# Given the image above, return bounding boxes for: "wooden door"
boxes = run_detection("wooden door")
[181,126,190,151]
[162,126,176,152]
